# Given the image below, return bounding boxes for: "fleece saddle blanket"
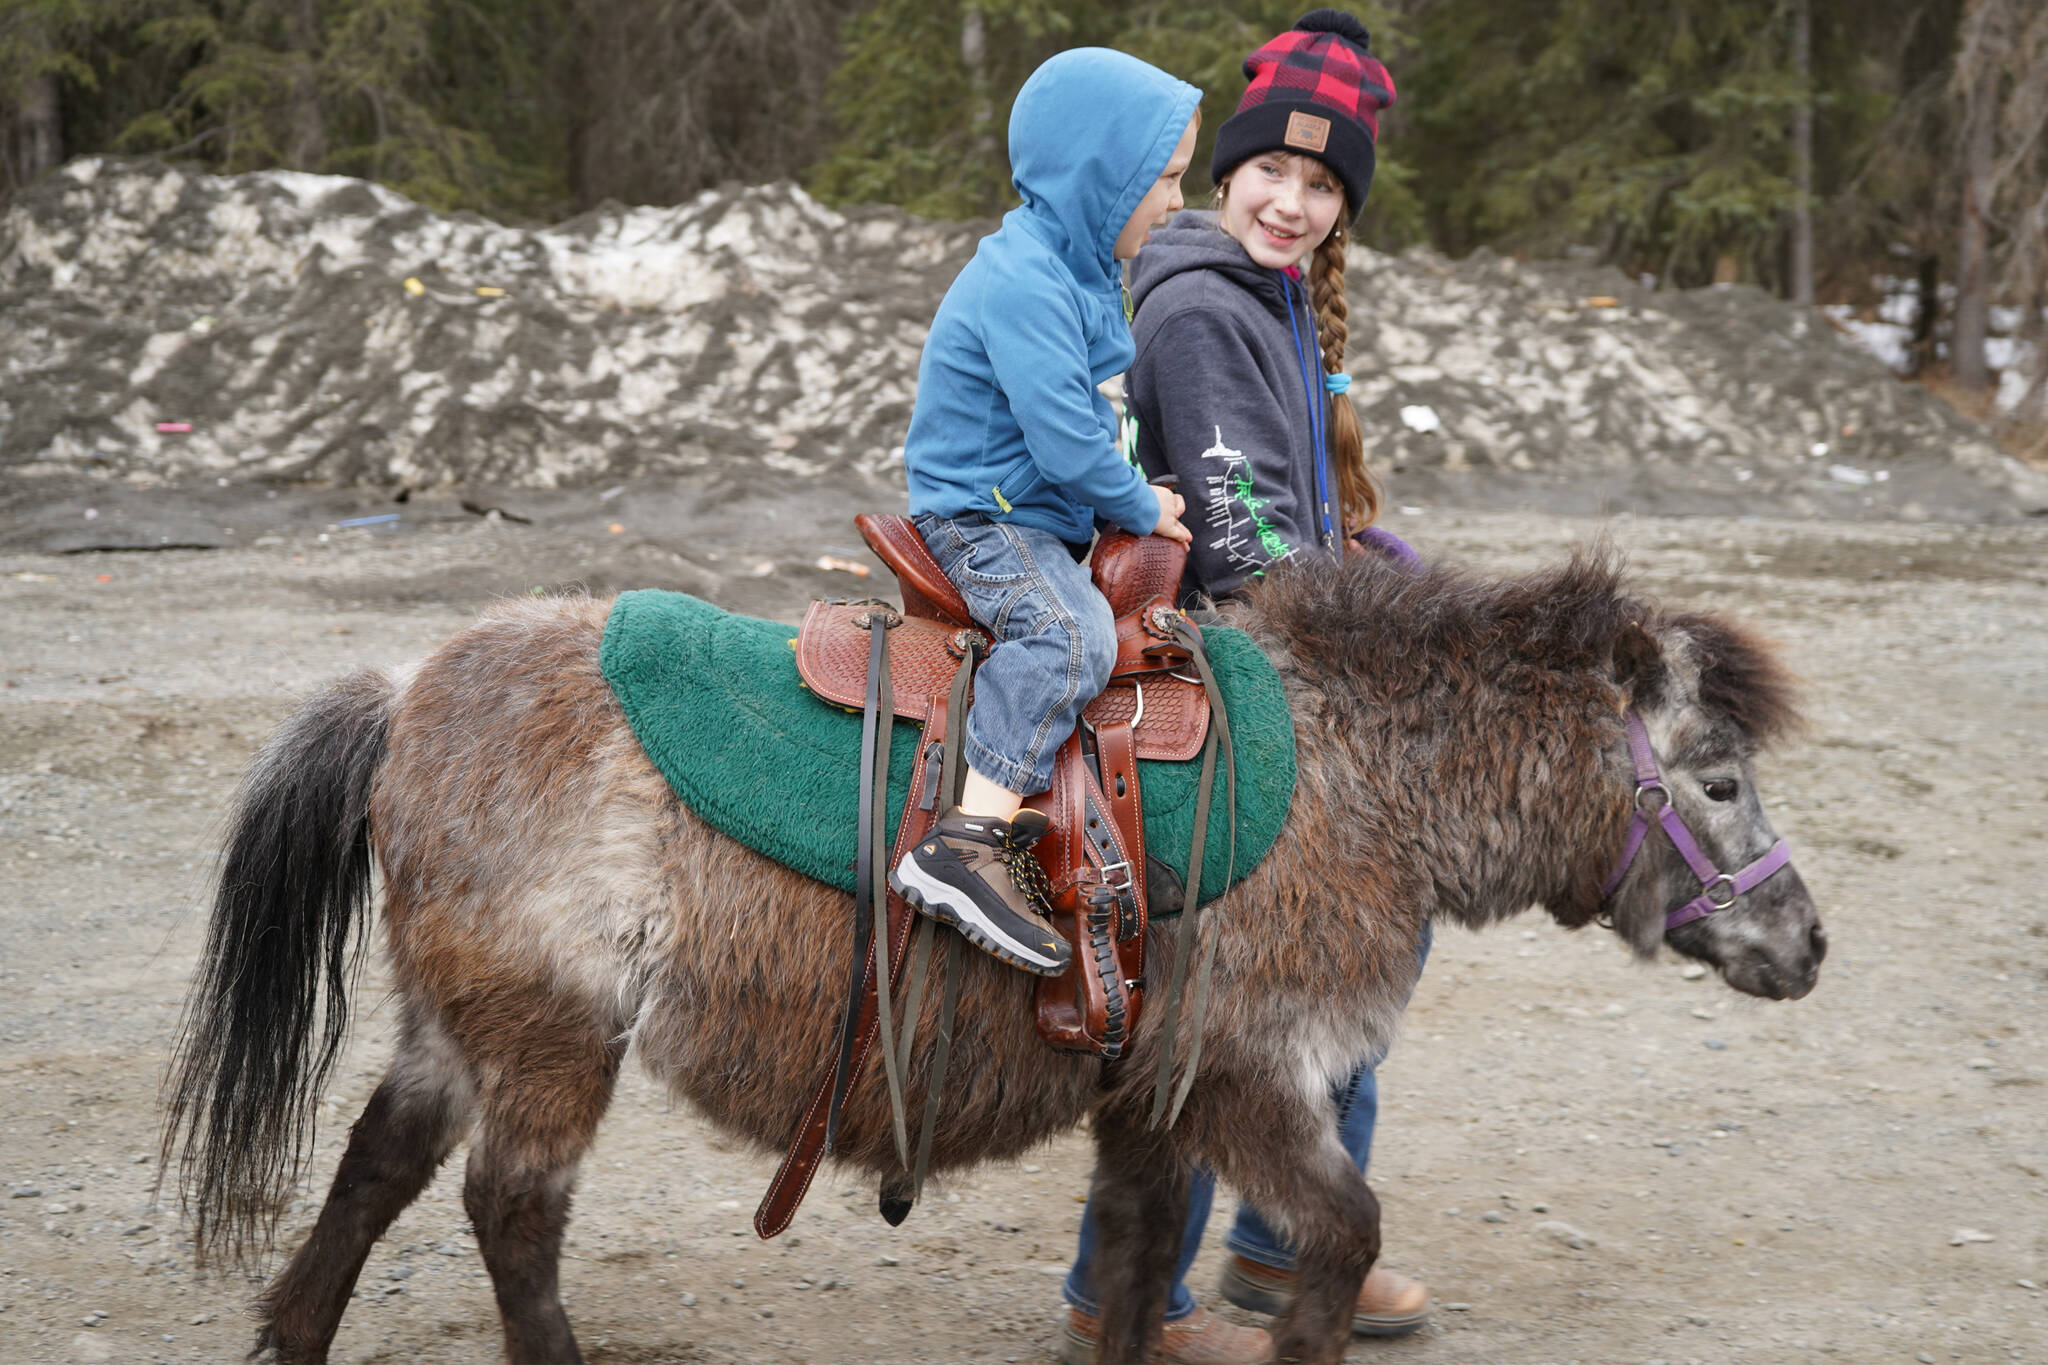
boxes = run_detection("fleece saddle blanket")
[600,590,1296,906]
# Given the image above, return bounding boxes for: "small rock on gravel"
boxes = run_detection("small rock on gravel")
[68,1333,115,1363]
[1535,1220,1595,1250]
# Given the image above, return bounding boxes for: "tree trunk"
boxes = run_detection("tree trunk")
[1952,3,1999,392]
[285,0,326,169]
[7,72,65,186]
[961,4,998,208]
[1953,103,1995,390]
[1909,252,1940,378]
[562,0,603,210]
[1789,0,1815,305]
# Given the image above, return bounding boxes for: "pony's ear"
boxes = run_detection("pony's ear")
[1610,619,1664,703]
[1669,612,1803,744]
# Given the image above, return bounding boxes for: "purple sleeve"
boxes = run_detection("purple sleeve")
[1352,526,1425,573]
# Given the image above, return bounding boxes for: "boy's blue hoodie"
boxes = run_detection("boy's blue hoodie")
[903,49,1201,546]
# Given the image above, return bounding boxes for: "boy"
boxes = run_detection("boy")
[889,48,1200,975]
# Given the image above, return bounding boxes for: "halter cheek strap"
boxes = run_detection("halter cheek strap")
[1600,709,1794,932]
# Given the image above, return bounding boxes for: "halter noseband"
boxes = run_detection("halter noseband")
[1600,708,1794,932]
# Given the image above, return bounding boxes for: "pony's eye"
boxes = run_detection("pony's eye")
[1703,779,1739,802]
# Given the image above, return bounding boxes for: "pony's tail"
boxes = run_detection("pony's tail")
[160,667,398,1268]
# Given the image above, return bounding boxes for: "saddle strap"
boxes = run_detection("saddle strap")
[826,608,905,1159]
[1096,716,1147,978]
[756,647,976,1240]
[1146,616,1238,1129]
[886,646,978,1222]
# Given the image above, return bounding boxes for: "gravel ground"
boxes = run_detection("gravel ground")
[1,483,2044,1364]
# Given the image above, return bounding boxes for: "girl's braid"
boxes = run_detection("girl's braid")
[1312,225,1381,533]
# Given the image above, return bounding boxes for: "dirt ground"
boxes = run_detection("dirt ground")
[1,482,2044,1365]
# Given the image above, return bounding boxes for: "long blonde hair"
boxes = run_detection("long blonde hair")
[1215,173,1381,536]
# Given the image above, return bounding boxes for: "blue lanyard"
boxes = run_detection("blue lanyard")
[1280,272,1335,548]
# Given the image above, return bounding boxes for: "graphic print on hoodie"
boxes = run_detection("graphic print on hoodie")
[901,51,1202,547]
[1196,424,1295,582]
[1125,209,1341,599]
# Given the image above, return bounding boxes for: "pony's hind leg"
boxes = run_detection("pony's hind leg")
[461,993,630,1365]
[1082,1104,1198,1365]
[255,1006,477,1363]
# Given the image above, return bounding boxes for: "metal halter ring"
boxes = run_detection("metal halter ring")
[1633,783,1670,816]
[1703,874,1739,910]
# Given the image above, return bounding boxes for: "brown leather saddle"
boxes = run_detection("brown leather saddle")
[755,514,1214,1239]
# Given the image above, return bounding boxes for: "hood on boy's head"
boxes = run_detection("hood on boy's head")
[1008,48,1202,285]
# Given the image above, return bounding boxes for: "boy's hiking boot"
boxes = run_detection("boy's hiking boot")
[890,808,1071,976]
[1057,1304,1270,1365]
[1218,1255,1432,1337]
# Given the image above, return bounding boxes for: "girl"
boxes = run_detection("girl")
[1060,13,1429,1363]
[1126,9,1395,599]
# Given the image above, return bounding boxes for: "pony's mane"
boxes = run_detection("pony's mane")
[1235,547,1637,696]
[1231,548,1800,745]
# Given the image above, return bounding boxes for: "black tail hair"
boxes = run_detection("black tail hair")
[160,668,395,1266]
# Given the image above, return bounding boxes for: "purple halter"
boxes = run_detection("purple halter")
[1600,709,1795,932]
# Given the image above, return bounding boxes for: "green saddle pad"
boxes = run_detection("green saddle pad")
[599,590,1295,906]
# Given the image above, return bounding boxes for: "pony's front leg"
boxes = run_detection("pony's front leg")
[1215,1113,1380,1365]
[1083,1103,1197,1365]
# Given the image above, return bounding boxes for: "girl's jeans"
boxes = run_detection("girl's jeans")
[1063,922,1434,1321]
[913,512,1116,796]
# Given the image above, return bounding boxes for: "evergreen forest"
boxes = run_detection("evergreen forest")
[3,0,2044,425]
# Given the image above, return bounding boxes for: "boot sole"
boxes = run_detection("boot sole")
[1055,1324,1095,1365]
[1218,1262,1429,1338]
[888,865,1071,977]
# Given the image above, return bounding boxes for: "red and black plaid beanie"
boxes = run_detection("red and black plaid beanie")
[1210,9,1395,217]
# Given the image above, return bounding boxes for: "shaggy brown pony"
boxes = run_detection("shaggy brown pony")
[162,549,1822,1365]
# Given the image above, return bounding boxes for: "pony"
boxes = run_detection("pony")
[162,548,1823,1365]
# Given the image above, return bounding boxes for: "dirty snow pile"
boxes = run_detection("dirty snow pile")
[1,157,977,490]
[2,157,2042,518]
[1344,249,2046,517]
[1821,283,2043,416]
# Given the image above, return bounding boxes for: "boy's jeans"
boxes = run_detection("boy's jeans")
[913,512,1116,796]
[1062,922,1433,1321]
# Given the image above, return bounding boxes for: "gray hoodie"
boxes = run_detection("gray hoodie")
[1125,209,1341,600]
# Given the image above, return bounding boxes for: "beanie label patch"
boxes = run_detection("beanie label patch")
[1284,111,1331,154]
